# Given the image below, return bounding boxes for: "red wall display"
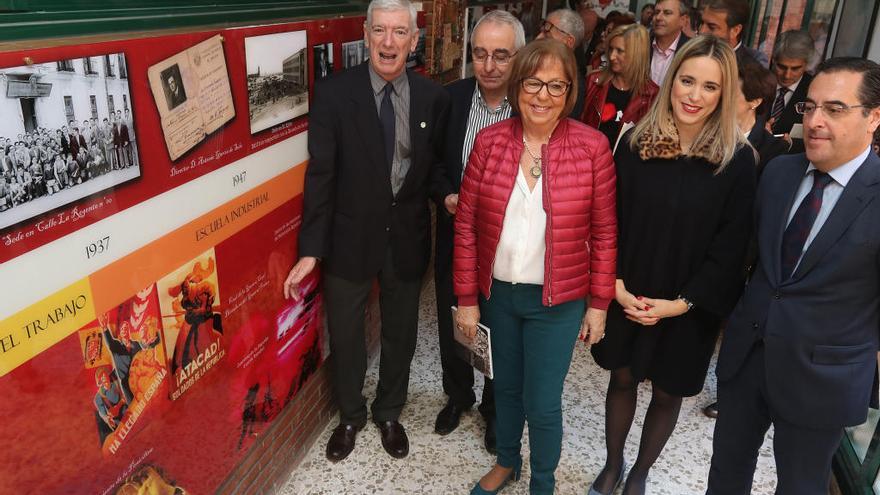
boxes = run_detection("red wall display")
[0,15,382,495]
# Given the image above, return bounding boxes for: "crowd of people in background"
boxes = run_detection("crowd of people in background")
[283,1,880,495]
[0,109,137,211]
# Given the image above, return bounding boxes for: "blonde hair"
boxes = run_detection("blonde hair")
[629,35,745,171]
[597,24,651,98]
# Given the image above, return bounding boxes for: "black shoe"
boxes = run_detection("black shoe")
[484,415,497,455]
[434,401,467,435]
[326,423,361,462]
[703,401,719,419]
[375,420,409,458]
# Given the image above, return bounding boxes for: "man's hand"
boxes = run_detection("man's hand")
[455,305,480,340]
[444,193,459,215]
[284,257,318,300]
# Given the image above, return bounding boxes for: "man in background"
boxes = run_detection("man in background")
[699,0,768,67]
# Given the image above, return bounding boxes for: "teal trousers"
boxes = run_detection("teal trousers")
[480,280,584,494]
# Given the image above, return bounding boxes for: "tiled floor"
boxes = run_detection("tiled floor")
[281,280,778,494]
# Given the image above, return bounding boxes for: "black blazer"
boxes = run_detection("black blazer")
[748,117,789,177]
[436,77,478,277]
[298,63,452,282]
[717,151,880,429]
[770,73,812,136]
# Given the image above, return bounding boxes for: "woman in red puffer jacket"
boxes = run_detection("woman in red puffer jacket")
[581,24,659,150]
[453,39,617,495]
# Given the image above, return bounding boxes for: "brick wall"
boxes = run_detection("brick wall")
[215,290,384,495]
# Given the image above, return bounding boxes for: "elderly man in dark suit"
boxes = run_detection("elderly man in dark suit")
[434,10,524,454]
[707,57,880,495]
[769,30,816,153]
[283,0,452,462]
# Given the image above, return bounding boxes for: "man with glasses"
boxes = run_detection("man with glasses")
[707,57,880,495]
[536,8,586,118]
[285,0,453,462]
[434,10,525,454]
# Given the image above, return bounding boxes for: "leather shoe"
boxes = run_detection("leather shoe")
[326,423,361,462]
[484,416,497,454]
[703,401,719,419]
[375,420,409,458]
[435,401,467,435]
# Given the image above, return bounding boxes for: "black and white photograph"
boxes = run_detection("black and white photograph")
[0,54,141,231]
[245,30,309,135]
[341,40,366,69]
[313,42,334,81]
[451,306,494,379]
[160,64,187,111]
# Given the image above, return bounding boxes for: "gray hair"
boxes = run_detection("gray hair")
[656,0,690,17]
[772,30,816,64]
[470,10,527,50]
[548,8,586,46]
[366,0,418,31]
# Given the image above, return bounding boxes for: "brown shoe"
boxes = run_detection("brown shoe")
[703,402,719,419]
[326,423,361,462]
[375,420,409,459]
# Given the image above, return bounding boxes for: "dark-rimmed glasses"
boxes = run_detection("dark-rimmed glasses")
[795,101,872,118]
[521,78,570,97]
[472,48,517,65]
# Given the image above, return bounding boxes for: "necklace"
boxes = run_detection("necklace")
[522,138,543,178]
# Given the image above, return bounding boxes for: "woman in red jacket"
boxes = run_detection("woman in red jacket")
[454,38,617,495]
[581,23,659,149]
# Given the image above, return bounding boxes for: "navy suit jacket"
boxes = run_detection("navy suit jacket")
[771,73,813,139]
[717,151,880,429]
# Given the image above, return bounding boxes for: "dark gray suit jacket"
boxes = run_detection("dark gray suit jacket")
[298,63,452,282]
[717,151,880,429]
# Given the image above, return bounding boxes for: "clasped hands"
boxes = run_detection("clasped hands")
[616,279,689,326]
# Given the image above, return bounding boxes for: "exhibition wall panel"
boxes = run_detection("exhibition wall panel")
[0,14,385,495]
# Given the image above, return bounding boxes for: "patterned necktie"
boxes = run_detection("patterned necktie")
[770,86,789,122]
[380,83,395,171]
[780,171,834,279]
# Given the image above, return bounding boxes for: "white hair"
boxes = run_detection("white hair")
[470,10,527,50]
[548,8,585,46]
[367,0,418,31]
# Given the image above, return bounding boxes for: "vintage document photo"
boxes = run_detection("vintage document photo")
[451,306,493,379]
[147,35,235,161]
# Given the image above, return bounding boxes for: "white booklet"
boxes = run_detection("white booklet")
[451,306,494,379]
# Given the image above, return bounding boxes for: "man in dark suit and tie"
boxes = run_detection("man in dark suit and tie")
[699,0,769,67]
[433,10,524,453]
[768,30,816,153]
[706,57,880,495]
[283,0,452,462]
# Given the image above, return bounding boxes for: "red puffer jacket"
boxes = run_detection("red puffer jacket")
[580,73,659,130]
[453,118,617,309]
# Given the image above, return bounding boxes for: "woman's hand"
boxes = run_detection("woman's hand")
[616,279,659,325]
[455,305,480,340]
[579,307,608,345]
[622,297,688,325]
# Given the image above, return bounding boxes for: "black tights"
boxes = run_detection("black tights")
[591,367,683,495]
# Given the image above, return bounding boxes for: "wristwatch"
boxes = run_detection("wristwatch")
[677,294,694,312]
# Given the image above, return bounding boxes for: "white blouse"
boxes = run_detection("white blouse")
[492,167,546,285]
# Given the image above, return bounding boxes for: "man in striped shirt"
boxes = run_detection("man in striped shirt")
[434,9,524,454]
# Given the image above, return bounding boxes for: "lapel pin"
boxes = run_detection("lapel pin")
[420,121,426,129]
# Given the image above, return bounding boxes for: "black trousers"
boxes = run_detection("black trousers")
[435,253,495,418]
[706,343,844,495]
[323,248,422,426]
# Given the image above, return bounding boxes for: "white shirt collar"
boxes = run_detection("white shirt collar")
[776,77,803,94]
[806,145,871,188]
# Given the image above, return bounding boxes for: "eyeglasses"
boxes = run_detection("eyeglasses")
[472,48,517,65]
[795,101,872,118]
[540,19,572,39]
[521,78,570,97]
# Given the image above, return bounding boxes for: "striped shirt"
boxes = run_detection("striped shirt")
[461,86,512,177]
